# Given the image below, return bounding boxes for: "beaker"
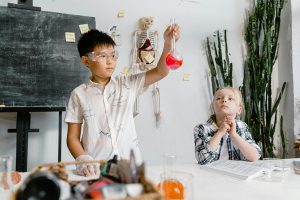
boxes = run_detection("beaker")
[163,153,176,178]
[0,155,13,192]
[261,158,285,182]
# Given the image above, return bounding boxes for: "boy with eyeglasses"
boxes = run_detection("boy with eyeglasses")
[65,26,180,177]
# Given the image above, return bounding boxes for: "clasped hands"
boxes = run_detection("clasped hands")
[218,115,237,136]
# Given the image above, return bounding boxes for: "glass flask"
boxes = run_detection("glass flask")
[158,154,193,200]
[165,18,183,70]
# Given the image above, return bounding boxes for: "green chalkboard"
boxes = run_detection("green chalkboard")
[0,6,95,107]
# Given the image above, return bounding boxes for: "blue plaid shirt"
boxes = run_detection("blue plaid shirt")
[194,115,262,165]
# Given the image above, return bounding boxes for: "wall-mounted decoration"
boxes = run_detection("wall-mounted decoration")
[132,16,158,71]
[109,25,122,46]
[129,17,162,127]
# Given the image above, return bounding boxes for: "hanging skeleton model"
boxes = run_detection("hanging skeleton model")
[130,16,162,127]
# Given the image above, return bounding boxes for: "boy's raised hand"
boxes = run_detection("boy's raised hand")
[163,23,181,46]
[144,23,181,87]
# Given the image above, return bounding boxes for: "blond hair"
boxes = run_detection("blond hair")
[213,86,244,114]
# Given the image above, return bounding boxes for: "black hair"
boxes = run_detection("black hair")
[77,29,116,57]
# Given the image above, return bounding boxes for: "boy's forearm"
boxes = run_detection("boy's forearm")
[144,42,171,87]
[156,41,172,74]
[67,137,86,159]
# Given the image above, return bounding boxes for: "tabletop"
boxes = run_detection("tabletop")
[1,158,300,200]
[145,158,300,200]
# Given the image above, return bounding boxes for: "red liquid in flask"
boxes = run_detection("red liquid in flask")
[165,52,183,70]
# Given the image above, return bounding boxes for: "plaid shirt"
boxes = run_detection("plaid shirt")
[194,115,262,165]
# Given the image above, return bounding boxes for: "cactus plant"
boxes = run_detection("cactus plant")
[242,0,286,158]
[206,30,233,95]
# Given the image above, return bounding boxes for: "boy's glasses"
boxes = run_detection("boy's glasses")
[87,51,118,62]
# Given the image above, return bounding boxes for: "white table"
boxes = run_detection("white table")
[1,159,300,200]
[145,159,300,200]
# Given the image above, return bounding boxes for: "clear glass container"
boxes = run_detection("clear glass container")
[0,155,13,192]
[158,153,194,200]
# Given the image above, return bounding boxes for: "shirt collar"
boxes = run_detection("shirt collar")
[86,76,117,93]
[208,115,218,131]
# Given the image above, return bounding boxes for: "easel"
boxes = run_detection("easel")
[3,0,53,172]
[8,0,41,11]
[1,0,90,171]
[0,107,65,172]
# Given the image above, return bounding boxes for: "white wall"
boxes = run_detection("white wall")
[1,0,294,171]
[291,0,300,145]
[278,0,294,157]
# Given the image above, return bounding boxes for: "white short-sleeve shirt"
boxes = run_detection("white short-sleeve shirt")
[65,73,146,164]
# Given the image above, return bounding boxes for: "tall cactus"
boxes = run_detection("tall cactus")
[206,30,233,95]
[242,0,286,158]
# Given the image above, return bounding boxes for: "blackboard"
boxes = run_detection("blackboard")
[0,7,95,107]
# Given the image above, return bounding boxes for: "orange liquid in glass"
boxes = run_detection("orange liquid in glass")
[157,179,184,200]
[165,53,183,70]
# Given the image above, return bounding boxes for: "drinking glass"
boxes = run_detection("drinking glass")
[0,155,13,192]
[261,158,285,182]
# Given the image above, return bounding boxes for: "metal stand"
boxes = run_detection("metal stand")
[8,112,38,171]
[0,107,65,172]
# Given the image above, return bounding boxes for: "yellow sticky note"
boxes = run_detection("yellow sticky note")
[118,10,125,17]
[183,73,190,81]
[79,24,90,34]
[122,67,129,74]
[65,32,75,42]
